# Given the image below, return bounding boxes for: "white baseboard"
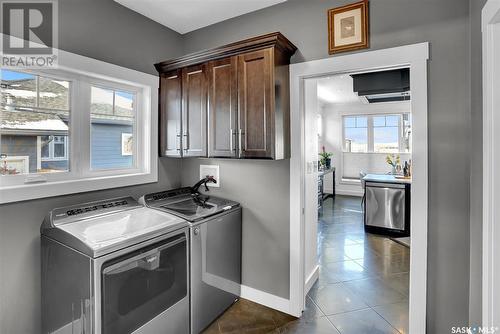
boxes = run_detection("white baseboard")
[240,285,292,315]
[324,186,363,197]
[304,265,319,295]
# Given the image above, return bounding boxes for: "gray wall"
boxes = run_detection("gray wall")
[180,158,291,299]
[182,0,472,332]
[59,0,183,75]
[469,0,487,326]
[0,0,183,332]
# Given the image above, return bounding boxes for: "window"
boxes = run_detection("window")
[90,86,135,170]
[1,70,70,174]
[344,116,368,152]
[373,115,399,153]
[0,49,157,204]
[343,113,411,153]
[41,135,68,160]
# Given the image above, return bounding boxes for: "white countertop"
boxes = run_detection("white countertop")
[363,173,412,184]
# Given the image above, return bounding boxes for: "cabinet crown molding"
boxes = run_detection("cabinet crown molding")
[155,32,297,73]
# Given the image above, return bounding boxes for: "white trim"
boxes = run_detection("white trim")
[0,35,158,204]
[324,187,363,197]
[240,285,291,315]
[289,42,429,333]
[304,265,319,296]
[482,0,500,328]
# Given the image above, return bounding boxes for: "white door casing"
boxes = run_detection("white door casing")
[303,79,320,295]
[289,43,429,334]
[482,0,500,328]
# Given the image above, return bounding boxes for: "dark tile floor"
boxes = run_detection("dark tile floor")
[203,195,410,334]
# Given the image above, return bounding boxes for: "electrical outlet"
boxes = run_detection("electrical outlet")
[200,165,220,187]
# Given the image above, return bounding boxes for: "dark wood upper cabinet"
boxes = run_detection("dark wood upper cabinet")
[182,64,207,157]
[207,57,238,158]
[237,48,273,159]
[159,70,182,157]
[155,32,297,160]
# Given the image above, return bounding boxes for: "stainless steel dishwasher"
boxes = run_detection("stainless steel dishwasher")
[364,182,410,236]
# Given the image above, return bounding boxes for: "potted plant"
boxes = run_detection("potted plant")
[319,146,333,170]
[385,154,401,175]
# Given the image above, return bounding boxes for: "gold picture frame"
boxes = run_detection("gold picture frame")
[328,0,369,54]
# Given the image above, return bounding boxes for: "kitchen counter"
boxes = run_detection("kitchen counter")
[318,167,335,176]
[362,173,412,184]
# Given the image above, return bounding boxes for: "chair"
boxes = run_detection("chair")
[359,171,367,208]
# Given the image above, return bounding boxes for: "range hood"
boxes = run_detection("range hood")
[351,68,410,103]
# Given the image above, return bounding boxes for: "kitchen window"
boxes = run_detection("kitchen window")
[343,116,368,152]
[0,49,158,204]
[343,113,411,153]
[373,115,400,153]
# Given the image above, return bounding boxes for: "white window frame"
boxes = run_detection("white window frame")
[0,39,158,204]
[342,113,411,154]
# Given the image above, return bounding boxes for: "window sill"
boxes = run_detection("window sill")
[0,171,157,204]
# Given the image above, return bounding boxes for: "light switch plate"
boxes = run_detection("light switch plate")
[200,165,220,187]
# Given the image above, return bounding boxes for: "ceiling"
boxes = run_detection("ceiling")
[317,74,411,113]
[316,75,361,105]
[114,0,287,34]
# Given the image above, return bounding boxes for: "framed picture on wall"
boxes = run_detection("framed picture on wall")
[328,0,369,54]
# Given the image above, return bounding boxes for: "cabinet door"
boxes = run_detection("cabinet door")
[160,70,182,157]
[182,65,208,157]
[237,48,274,158]
[207,57,238,158]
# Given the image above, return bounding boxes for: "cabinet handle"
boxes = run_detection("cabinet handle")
[183,133,189,151]
[176,134,181,151]
[238,129,245,157]
[230,128,236,152]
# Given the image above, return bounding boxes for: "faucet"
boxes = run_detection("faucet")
[191,176,217,194]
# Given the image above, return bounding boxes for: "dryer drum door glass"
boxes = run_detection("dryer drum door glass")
[101,234,187,334]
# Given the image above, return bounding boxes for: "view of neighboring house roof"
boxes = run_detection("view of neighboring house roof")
[1,72,134,132]
[1,109,68,133]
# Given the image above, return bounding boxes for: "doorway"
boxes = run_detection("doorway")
[289,43,429,334]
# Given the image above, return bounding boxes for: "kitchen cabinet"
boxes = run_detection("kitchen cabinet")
[159,70,182,157]
[207,57,238,158]
[182,64,207,157]
[155,32,297,160]
[237,49,273,158]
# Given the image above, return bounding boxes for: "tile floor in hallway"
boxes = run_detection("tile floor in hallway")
[202,195,410,334]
